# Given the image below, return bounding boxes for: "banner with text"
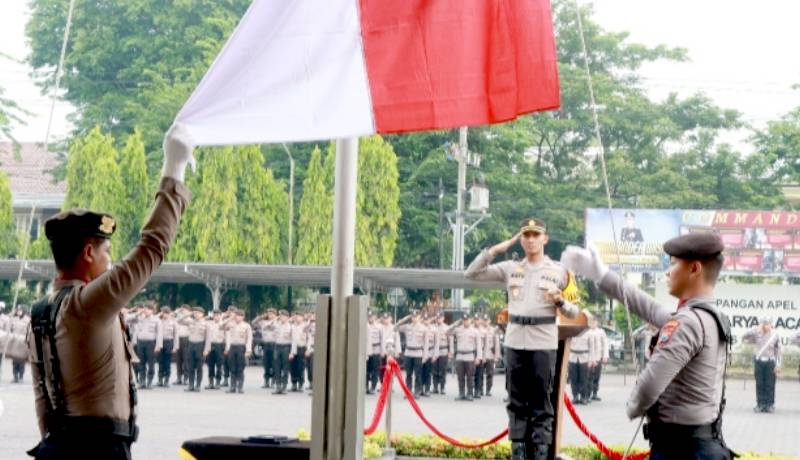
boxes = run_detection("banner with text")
[655,282,800,348]
[586,209,800,275]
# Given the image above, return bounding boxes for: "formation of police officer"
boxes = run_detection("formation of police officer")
[225,308,253,393]
[158,306,179,387]
[131,303,163,389]
[252,308,277,388]
[394,310,430,397]
[7,305,31,383]
[466,218,579,460]
[24,124,193,459]
[743,318,782,413]
[562,232,737,459]
[366,311,386,394]
[586,316,609,401]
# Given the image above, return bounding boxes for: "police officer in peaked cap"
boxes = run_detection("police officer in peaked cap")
[562,233,736,459]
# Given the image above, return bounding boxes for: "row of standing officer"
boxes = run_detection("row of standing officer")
[251,309,315,394]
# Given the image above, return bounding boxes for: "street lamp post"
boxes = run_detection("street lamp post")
[281,144,295,311]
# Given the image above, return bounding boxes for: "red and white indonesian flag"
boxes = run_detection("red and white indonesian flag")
[175,0,560,145]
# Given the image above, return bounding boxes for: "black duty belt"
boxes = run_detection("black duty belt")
[643,422,716,442]
[456,350,476,356]
[406,346,423,351]
[572,350,588,354]
[50,416,139,442]
[276,343,292,348]
[509,315,556,326]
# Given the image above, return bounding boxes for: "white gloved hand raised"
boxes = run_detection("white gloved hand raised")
[162,123,196,182]
[560,244,608,283]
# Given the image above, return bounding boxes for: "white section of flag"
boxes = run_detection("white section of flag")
[175,0,375,146]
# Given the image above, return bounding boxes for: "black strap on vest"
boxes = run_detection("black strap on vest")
[31,286,75,429]
[689,302,736,456]
[31,287,139,441]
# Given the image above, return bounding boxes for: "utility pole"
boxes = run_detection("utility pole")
[452,127,468,310]
[281,144,295,311]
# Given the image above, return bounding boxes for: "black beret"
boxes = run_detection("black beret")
[45,209,116,242]
[519,217,546,234]
[663,233,724,260]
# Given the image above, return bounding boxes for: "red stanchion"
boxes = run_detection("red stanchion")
[363,358,395,435]
[386,358,509,448]
[563,394,650,460]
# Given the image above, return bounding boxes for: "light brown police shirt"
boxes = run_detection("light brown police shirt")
[27,177,190,436]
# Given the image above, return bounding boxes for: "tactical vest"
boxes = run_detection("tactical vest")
[30,287,139,440]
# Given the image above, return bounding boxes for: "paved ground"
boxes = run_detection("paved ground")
[0,360,798,459]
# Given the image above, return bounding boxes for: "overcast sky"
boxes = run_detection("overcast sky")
[1,0,799,148]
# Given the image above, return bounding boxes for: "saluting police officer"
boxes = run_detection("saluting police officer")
[178,307,212,392]
[134,303,163,389]
[366,311,385,394]
[562,233,736,459]
[252,308,277,388]
[174,304,191,385]
[225,309,252,394]
[272,310,293,395]
[25,125,192,459]
[466,218,579,460]
[449,315,483,401]
[432,312,450,395]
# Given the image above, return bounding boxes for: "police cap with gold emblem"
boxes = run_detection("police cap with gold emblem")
[519,218,546,234]
[663,233,724,260]
[44,209,116,242]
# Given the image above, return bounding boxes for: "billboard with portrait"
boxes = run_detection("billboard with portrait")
[586,209,800,275]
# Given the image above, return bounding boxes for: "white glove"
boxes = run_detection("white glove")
[162,123,196,182]
[560,244,608,283]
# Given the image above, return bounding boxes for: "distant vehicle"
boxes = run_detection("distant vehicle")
[601,326,625,362]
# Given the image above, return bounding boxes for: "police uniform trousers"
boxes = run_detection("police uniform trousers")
[506,348,557,446]
[12,358,26,381]
[187,341,205,388]
[646,423,733,460]
[291,346,307,388]
[474,359,484,396]
[305,352,313,388]
[433,354,448,392]
[158,339,175,382]
[366,353,381,390]
[482,359,495,394]
[455,354,476,397]
[273,344,291,389]
[568,360,589,402]
[421,357,433,392]
[261,341,275,385]
[175,337,189,383]
[404,355,423,395]
[223,348,231,380]
[590,362,603,397]
[206,343,224,384]
[135,340,156,384]
[29,432,133,460]
[754,358,776,409]
[228,344,246,390]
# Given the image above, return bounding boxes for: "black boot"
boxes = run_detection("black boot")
[592,392,601,401]
[222,377,229,387]
[530,444,548,460]
[227,378,237,393]
[237,379,245,394]
[262,380,269,389]
[185,378,195,392]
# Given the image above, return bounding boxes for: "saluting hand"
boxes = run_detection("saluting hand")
[489,232,521,257]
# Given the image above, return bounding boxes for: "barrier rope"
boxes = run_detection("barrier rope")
[364,358,650,458]
[563,394,650,460]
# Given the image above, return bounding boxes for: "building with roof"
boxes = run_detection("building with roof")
[0,142,65,239]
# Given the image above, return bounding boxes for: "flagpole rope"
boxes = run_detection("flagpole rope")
[573,2,644,455]
[11,0,77,312]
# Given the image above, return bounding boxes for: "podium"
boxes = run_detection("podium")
[550,311,590,459]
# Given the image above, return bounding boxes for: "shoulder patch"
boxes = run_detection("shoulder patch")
[657,320,681,347]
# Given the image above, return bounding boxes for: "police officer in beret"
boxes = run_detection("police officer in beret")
[562,233,736,459]
[25,124,194,459]
[466,218,580,460]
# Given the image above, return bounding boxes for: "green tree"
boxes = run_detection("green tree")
[355,136,401,267]
[117,129,150,255]
[0,171,16,257]
[26,0,251,172]
[172,146,288,263]
[295,146,333,265]
[63,126,125,258]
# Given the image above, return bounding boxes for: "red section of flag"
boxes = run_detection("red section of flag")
[359,0,560,133]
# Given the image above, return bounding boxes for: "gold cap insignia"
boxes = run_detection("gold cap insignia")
[99,216,115,235]
[528,220,535,226]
